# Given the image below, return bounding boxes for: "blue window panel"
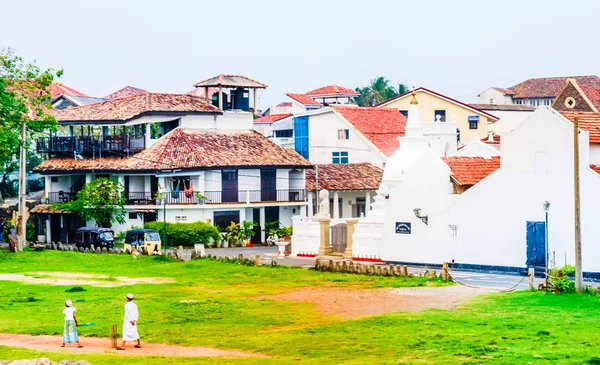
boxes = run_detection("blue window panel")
[293,116,309,159]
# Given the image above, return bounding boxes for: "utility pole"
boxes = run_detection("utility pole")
[574,116,583,293]
[17,119,27,251]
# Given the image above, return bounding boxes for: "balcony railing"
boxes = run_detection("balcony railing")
[48,191,77,204]
[47,189,307,206]
[37,135,145,154]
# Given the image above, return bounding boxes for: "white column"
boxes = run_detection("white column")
[145,123,151,146]
[308,192,314,217]
[299,205,307,217]
[239,208,246,223]
[44,176,51,198]
[333,191,340,219]
[45,216,51,243]
[85,174,92,184]
[366,190,371,213]
[259,207,266,243]
[144,176,151,194]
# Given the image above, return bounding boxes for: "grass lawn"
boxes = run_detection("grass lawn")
[0,250,599,364]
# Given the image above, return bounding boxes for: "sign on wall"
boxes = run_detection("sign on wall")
[395,222,411,234]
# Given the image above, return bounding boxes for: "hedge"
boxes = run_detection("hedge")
[144,221,221,247]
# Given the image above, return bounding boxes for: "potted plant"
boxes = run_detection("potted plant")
[154,185,164,205]
[240,221,256,247]
[220,231,229,248]
[40,195,48,204]
[263,221,280,246]
[277,226,293,242]
[195,192,208,204]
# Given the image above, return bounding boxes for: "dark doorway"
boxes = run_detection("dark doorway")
[265,207,279,225]
[222,170,238,203]
[252,208,261,243]
[526,221,546,272]
[214,210,240,231]
[150,176,159,197]
[356,197,366,218]
[143,212,157,223]
[261,169,277,201]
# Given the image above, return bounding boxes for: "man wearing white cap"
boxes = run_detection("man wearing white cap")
[62,300,82,348]
[117,293,141,350]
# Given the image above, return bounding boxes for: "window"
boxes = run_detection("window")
[434,110,446,122]
[332,151,348,164]
[128,212,138,220]
[468,116,479,129]
[489,98,494,104]
[337,129,349,140]
[399,110,409,118]
[175,216,188,222]
[275,129,293,138]
[214,211,240,231]
[51,177,59,183]
[449,225,458,239]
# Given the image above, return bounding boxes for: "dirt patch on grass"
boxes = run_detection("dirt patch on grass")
[256,286,492,319]
[0,272,174,287]
[0,334,268,358]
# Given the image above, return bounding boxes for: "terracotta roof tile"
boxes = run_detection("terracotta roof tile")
[332,106,407,157]
[469,103,535,112]
[103,86,148,100]
[186,87,218,100]
[305,163,383,191]
[253,113,293,124]
[579,85,600,110]
[276,102,293,107]
[591,165,600,174]
[481,133,501,145]
[286,93,322,106]
[51,83,88,99]
[508,76,600,99]
[306,85,359,97]
[34,129,311,173]
[53,93,219,122]
[31,205,67,214]
[491,87,515,95]
[442,156,500,186]
[559,111,600,143]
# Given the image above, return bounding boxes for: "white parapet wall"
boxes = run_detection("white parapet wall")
[352,220,384,260]
[290,216,321,256]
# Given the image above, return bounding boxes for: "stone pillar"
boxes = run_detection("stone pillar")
[45,216,51,243]
[317,217,332,256]
[365,191,371,213]
[333,191,340,219]
[308,192,314,217]
[259,207,266,243]
[344,219,359,259]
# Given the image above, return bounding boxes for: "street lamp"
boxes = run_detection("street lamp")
[543,201,550,288]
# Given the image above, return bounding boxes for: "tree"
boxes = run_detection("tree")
[0,47,62,201]
[52,178,127,227]
[355,77,410,106]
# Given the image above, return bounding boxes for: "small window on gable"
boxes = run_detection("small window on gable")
[489,98,494,104]
[434,110,446,122]
[337,129,349,140]
[332,151,349,164]
[468,116,479,129]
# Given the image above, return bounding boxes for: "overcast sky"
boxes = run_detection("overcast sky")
[1,0,599,109]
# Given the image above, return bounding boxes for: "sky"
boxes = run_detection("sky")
[1,0,599,109]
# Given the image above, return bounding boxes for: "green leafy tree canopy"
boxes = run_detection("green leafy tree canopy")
[52,178,127,227]
[355,76,410,106]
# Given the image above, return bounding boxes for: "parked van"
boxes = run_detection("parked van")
[75,227,115,249]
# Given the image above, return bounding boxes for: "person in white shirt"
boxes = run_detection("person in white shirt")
[117,293,141,350]
[62,300,82,348]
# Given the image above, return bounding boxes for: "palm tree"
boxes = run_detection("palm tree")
[397,83,410,95]
[355,77,405,106]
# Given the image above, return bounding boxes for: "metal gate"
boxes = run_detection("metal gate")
[526,221,546,271]
[331,223,347,253]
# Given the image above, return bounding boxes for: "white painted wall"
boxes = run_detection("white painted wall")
[239,169,260,190]
[128,176,145,192]
[179,111,253,130]
[452,140,500,158]
[488,110,535,134]
[589,144,600,165]
[377,108,600,273]
[479,88,513,104]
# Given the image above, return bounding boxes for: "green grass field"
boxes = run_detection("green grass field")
[0,250,599,364]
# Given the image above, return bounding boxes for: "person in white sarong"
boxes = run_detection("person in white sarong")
[116,293,141,350]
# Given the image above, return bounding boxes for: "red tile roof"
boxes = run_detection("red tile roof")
[469,103,535,112]
[579,85,600,111]
[559,112,600,143]
[376,87,499,121]
[481,133,501,145]
[442,156,501,186]
[253,113,293,124]
[286,93,322,106]
[332,106,407,157]
[508,76,600,99]
[277,102,293,107]
[54,93,219,122]
[51,83,88,99]
[305,163,383,191]
[104,86,148,100]
[591,165,600,174]
[491,87,515,95]
[306,85,359,97]
[34,129,311,173]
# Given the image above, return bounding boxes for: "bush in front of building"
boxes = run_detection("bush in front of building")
[144,221,221,247]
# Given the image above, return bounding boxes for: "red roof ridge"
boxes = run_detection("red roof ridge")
[375,87,500,121]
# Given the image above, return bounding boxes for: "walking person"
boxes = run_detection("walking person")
[0,217,6,243]
[117,293,141,350]
[62,300,82,348]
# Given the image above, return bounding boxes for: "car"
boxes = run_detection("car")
[75,227,115,249]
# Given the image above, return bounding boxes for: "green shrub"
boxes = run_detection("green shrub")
[550,265,576,293]
[144,221,220,247]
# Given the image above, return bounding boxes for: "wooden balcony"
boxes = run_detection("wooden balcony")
[37,135,145,154]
